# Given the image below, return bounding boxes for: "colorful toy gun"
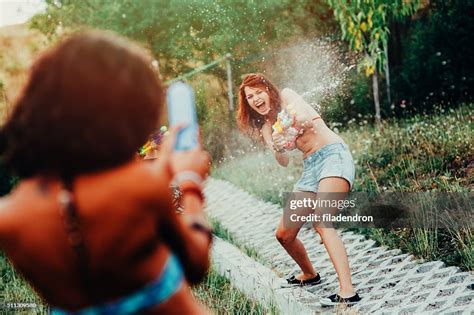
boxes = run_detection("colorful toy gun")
[272,106,300,150]
[138,126,168,157]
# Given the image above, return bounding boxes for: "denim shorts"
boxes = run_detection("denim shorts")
[293,143,355,192]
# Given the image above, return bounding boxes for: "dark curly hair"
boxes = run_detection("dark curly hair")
[0,31,163,179]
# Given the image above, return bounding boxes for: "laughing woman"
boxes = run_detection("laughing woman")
[237,73,361,306]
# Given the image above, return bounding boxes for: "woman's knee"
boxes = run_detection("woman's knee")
[275,227,297,245]
[314,226,336,238]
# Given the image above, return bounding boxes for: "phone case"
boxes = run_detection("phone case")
[166,82,199,151]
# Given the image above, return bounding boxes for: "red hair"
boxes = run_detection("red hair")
[237,73,281,134]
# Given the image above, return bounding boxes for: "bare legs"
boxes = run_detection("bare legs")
[314,225,355,297]
[276,218,317,280]
[275,177,356,296]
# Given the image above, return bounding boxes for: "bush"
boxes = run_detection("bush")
[329,1,474,124]
[322,71,374,125]
[391,0,474,113]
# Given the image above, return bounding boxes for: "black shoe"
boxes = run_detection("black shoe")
[286,274,321,286]
[320,292,361,306]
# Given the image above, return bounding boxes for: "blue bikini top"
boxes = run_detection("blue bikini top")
[51,254,184,315]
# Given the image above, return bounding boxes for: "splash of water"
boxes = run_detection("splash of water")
[265,38,355,112]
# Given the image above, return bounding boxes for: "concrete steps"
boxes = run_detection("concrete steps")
[205,178,474,314]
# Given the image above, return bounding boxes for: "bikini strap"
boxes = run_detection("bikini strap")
[58,179,96,303]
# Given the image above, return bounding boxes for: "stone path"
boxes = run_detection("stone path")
[204,178,474,314]
[212,237,319,314]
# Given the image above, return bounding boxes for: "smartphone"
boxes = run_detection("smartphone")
[166,82,199,151]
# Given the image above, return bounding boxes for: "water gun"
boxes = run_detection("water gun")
[272,106,300,150]
[138,126,168,157]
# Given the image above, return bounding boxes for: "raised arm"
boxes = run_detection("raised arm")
[280,88,320,127]
[151,127,212,284]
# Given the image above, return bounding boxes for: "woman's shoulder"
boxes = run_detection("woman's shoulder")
[280,88,303,107]
[75,160,168,205]
[280,88,300,100]
[0,181,39,248]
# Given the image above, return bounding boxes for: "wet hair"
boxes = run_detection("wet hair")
[237,73,281,136]
[0,31,163,179]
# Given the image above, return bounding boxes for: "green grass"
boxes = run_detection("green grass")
[192,268,278,315]
[211,218,268,266]
[345,105,473,192]
[1,250,275,314]
[213,104,474,271]
[0,253,48,314]
[213,150,302,207]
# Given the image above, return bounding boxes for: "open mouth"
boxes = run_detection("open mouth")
[255,100,265,108]
[253,99,269,115]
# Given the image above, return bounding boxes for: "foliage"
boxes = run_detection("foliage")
[347,105,473,192]
[322,70,374,124]
[0,253,48,314]
[327,0,420,75]
[29,0,338,162]
[326,0,420,124]
[391,0,474,112]
[30,0,335,81]
[192,76,235,161]
[192,267,278,315]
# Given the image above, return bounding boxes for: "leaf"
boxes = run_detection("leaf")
[365,65,375,77]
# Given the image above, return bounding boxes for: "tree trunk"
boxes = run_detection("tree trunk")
[372,72,381,124]
[384,44,392,110]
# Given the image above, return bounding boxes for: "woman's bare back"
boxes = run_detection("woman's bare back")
[1,161,175,309]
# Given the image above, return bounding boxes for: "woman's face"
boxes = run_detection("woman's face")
[244,86,271,116]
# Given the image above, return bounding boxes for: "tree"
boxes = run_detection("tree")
[391,0,474,111]
[327,0,420,124]
[30,0,335,81]
[28,1,337,161]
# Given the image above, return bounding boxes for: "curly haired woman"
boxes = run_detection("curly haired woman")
[0,31,211,314]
